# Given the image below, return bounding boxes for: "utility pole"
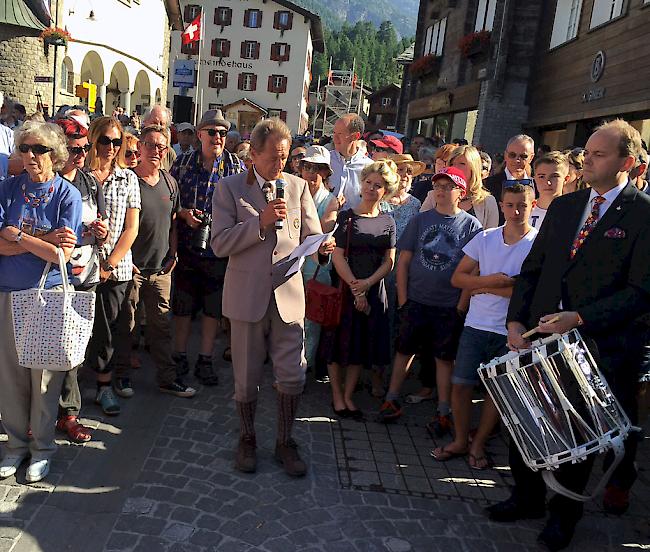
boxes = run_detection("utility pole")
[51,0,59,117]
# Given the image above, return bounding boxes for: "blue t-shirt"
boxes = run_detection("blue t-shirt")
[0,173,83,292]
[398,208,482,307]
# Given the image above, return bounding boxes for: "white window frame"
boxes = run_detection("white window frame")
[550,0,584,48]
[268,109,282,118]
[273,75,284,90]
[188,5,201,20]
[278,43,288,58]
[218,7,230,22]
[244,41,256,59]
[589,0,624,29]
[424,18,446,57]
[243,73,255,91]
[278,12,289,27]
[214,71,225,86]
[216,39,228,56]
[381,97,391,107]
[474,0,496,31]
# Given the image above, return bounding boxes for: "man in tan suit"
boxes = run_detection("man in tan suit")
[212,118,334,476]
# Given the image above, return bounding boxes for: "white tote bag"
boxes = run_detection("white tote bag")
[11,248,95,371]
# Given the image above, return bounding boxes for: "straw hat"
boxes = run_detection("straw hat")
[389,153,426,177]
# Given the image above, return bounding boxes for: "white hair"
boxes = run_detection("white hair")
[506,134,535,150]
[143,104,172,127]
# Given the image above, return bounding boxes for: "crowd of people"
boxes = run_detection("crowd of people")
[0,99,648,551]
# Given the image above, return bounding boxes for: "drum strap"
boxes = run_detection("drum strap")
[540,430,636,502]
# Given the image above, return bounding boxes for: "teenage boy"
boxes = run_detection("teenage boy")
[530,152,570,229]
[431,183,537,469]
[377,167,482,435]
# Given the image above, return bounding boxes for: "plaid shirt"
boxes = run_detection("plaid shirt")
[170,148,243,256]
[97,166,141,281]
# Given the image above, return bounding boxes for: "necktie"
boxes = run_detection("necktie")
[570,196,606,258]
[262,181,274,203]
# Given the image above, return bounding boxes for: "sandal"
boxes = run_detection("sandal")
[468,452,492,470]
[430,445,467,461]
[56,415,92,443]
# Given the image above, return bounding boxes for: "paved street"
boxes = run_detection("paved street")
[0,334,649,552]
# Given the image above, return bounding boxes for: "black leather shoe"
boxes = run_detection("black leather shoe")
[538,516,576,551]
[486,495,545,522]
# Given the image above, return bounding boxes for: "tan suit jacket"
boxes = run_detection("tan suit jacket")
[211,169,322,324]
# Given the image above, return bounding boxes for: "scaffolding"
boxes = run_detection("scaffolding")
[311,59,370,138]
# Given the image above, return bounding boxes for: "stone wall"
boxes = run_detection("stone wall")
[0,25,58,116]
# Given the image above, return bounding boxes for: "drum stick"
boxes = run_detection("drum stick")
[521,316,561,339]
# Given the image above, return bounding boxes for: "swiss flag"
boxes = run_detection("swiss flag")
[182,14,201,45]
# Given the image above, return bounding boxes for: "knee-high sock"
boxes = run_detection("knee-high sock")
[236,399,257,439]
[277,392,300,445]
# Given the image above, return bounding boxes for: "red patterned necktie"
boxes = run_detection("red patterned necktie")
[570,196,606,258]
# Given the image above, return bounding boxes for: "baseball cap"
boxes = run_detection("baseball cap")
[176,122,195,133]
[370,135,403,155]
[432,167,467,196]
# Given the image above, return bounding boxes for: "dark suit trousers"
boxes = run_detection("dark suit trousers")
[508,329,644,521]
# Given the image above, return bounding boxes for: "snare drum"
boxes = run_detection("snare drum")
[478,330,631,500]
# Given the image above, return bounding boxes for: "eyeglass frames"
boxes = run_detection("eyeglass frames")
[142,141,168,152]
[125,150,139,159]
[18,143,52,155]
[506,151,530,161]
[67,144,92,155]
[204,128,228,138]
[97,136,123,147]
[302,162,326,173]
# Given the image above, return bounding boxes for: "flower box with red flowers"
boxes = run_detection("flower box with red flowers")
[409,54,441,78]
[458,31,491,60]
[40,27,72,47]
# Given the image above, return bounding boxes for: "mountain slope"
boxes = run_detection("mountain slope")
[292,0,418,38]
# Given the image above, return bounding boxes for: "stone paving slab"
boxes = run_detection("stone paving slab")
[0,334,648,551]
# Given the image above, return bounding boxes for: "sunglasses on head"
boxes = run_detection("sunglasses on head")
[506,151,529,161]
[97,135,123,147]
[125,150,139,158]
[205,128,228,138]
[504,178,534,188]
[18,143,52,155]
[67,144,91,155]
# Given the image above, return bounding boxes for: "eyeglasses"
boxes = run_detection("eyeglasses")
[97,136,123,147]
[481,165,490,172]
[125,150,139,159]
[302,162,326,173]
[506,151,530,161]
[397,166,413,176]
[143,141,168,152]
[504,179,534,188]
[18,143,52,155]
[67,144,91,155]
[432,183,461,192]
[204,128,228,138]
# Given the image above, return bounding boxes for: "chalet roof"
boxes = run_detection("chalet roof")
[223,97,268,114]
[368,83,400,98]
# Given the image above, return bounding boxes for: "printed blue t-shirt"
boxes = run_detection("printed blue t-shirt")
[0,172,83,292]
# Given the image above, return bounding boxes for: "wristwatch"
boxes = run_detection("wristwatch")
[101,260,115,272]
[14,230,23,243]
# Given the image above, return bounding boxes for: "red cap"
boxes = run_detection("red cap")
[432,167,468,196]
[370,135,403,155]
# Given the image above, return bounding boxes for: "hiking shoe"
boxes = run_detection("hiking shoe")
[194,357,219,386]
[159,378,197,398]
[235,435,257,473]
[173,353,189,377]
[426,414,452,438]
[113,378,134,398]
[274,438,307,477]
[96,386,121,416]
[376,400,403,423]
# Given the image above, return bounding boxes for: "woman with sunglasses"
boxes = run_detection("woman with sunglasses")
[0,121,82,483]
[123,132,140,169]
[85,116,141,416]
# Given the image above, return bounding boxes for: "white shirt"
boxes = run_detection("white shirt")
[463,225,538,335]
[0,124,14,155]
[253,167,277,196]
[529,206,547,229]
[173,144,194,156]
[574,181,627,239]
[505,167,530,181]
[330,148,373,209]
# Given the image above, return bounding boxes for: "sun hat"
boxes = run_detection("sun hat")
[197,109,230,131]
[389,153,426,177]
[432,166,467,196]
[370,135,403,155]
[300,145,332,175]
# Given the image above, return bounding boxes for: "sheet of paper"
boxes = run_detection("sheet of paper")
[284,224,338,277]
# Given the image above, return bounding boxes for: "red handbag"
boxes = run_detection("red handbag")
[305,216,352,328]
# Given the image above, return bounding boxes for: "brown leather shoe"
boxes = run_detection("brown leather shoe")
[274,438,307,477]
[235,435,257,473]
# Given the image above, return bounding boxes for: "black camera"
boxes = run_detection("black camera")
[191,212,212,252]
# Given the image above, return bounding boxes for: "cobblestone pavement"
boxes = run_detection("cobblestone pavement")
[0,335,648,552]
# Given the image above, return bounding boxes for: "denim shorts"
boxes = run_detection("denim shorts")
[451,326,508,385]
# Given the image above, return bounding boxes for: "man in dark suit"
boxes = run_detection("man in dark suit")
[484,134,535,224]
[488,120,650,551]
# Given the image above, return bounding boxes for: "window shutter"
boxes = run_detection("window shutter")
[241,41,247,58]
[257,11,262,27]
[287,12,293,29]
[240,73,246,90]
[273,11,280,29]
[284,44,291,61]
[243,9,250,26]
[222,72,228,89]
[184,5,191,22]
[224,40,230,57]
[270,43,278,61]
[211,39,217,56]
[251,74,257,91]
[254,42,260,59]
[225,8,232,25]
[214,8,219,25]
[268,75,274,92]
[280,110,287,121]
[280,77,287,93]
[208,71,214,87]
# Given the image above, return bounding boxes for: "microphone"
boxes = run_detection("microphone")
[275,179,285,230]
